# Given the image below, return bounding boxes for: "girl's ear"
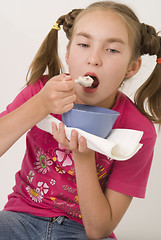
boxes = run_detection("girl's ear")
[125,57,142,78]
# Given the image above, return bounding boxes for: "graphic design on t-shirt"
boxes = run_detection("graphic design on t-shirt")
[53,144,75,176]
[34,148,53,174]
[26,182,49,203]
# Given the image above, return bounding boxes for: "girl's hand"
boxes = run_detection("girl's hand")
[37,74,76,115]
[52,122,94,157]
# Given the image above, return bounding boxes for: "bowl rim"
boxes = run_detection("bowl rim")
[68,104,120,116]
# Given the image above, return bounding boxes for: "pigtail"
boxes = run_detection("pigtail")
[134,24,161,124]
[26,9,83,85]
[26,28,62,85]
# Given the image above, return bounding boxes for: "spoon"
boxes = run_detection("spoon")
[74,76,94,87]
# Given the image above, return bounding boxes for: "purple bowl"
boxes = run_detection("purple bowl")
[62,104,120,138]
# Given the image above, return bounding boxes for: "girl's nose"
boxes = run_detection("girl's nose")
[87,51,102,66]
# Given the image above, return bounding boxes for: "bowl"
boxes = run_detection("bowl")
[62,104,120,138]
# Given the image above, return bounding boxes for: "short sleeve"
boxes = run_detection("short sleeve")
[0,80,44,118]
[106,134,156,198]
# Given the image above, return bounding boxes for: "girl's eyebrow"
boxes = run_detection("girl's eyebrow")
[76,32,125,45]
[76,32,91,39]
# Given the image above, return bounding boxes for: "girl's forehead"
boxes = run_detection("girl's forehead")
[74,9,127,31]
[73,9,129,41]
[77,9,120,21]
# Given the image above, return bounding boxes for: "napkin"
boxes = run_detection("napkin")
[36,115,143,161]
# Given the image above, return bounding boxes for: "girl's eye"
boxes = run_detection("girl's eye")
[107,49,119,53]
[78,43,89,48]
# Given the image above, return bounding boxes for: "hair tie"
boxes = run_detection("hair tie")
[156,58,161,64]
[52,22,61,31]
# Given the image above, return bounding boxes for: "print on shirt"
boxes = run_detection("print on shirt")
[24,143,112,212]
[50,179,56,186]
[34,148,53,174]
[27,170,35,183]
[54,144,73,167]
[95,153,113,188]
[26,182,49,203]
[53,144,75,176]
[50,196,82,219]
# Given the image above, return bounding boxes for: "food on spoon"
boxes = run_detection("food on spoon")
[75,76,94,87]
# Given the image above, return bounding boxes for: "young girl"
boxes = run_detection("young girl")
[0,1,161,239]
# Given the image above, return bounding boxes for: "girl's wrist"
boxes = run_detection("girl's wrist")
[35,91,51,117]
[73,150,95,165]
[31,92,50,120]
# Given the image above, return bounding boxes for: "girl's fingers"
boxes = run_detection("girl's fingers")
[70,131,89,153]
[78,136,88,152]
[70,130,79,149]
[61,94,76,112]
[52,122,60,141]
[50,74,74,92]
[58,122,68,143]
[52,122,58,135]
[52,122,91,153]
[63,103,74,113]
[52,122,69,148]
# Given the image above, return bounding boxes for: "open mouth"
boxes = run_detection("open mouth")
[85,75,99,88]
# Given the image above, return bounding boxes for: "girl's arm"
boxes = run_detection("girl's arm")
[73,149,132,239]
[0,93,48,156]
[52,123,132,239]
[0,74,76,157]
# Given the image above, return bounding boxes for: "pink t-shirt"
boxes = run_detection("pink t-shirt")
[0,76,156,239]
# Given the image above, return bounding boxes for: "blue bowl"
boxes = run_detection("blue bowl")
[62,104,120,138]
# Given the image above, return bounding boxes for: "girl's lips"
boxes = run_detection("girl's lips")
[82,86,98,94]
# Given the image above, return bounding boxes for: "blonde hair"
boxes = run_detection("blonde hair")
[26,1,161,125]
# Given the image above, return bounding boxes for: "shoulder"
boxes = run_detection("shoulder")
[0,75,49,117]
[21,75,49,101]
[113,91,156,140]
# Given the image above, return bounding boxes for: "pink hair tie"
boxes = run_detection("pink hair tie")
[156,58,161,64]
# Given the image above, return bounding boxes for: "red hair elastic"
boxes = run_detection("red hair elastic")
[156,58,161,64]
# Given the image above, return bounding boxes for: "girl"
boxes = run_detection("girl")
[0,1,161,239]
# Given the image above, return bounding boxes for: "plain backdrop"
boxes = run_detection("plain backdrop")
[0,0,161,239]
